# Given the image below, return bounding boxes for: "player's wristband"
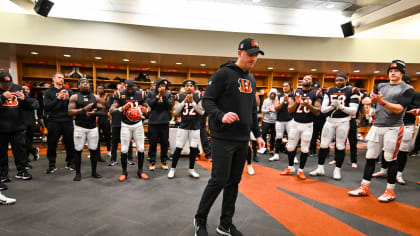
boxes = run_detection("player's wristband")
[379,101,386,106]
[118,107,123,112]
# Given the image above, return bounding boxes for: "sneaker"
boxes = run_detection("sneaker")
[247,165,255,176]
[168,168,176,179]
[92,173,102,179]
[333,167,341,180]
[294,156,299,164]
[372,170,387,178]
[257,147,266,154]
[189,169,200,179]
[15,171,32,180]
[25,163,33,170]
[107,161,118,166]
[378,188,395,202]
[348,184,370,196]
[46,166,57,174]
[161,163,169,170]
[0,182,7,191]
[128,160,136,165]
[194,219,208,236]
[280,167,295,175]
[137,171,149,180]
[107,151,111,157]
[118,173,127,182]
[351,163,358,168]
[269,154,280,162]
[309,166,325,176]
[0,192,16,205]
[98,156,106,163]
[149,163,156,171]
[396,176,406,185]
[328,160,336,165]
[65,163,75,171]
[216,224,243,236]
[73,173,81,181]
[33,147,40,161]
[0,174,11,183]
[297,170,306,180]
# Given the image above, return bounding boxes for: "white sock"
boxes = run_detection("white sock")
[298,168,303,172]
[335,167,341,170]
[318,164,324,169]
[397,171,403,178]
[380,168,387,173]
[288,166,293,169]
[362,179,371,185]
[386,183,395,190]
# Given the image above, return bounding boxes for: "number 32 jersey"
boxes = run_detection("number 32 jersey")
[325,86,359,118]
[291,88,323,123]
[175,92,202,130]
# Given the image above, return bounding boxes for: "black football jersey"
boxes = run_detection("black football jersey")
[291,88,322,123]
[117,90,146,125]
[175,92,202,130]
[75,92,97,129]
[276,93,292,122]
[325,86,359,118]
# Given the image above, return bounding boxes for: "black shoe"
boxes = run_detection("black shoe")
[107,161,118,166]
[65,163,75,171]
[194,219,208,236]
[46,166,57,174]
[15,171,32,180]
[33,147,40,161]
[73,173,81,181]
[98,156,106,163]
[216,224,243,236]
[128,160,136,165]
[253,155,259,162]
[92,173,102,179]
[0,174,11,183]
[0,182,7,191]
[25,163,33,170]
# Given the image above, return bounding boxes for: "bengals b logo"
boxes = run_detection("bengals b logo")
[3,95,18,107]
[238,78,252,93]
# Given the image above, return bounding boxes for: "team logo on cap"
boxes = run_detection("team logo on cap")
[390,63,397,67]
[251,40,259,47]
[4,76,10,82]
[239,43,244,49]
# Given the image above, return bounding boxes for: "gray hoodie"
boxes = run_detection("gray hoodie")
[262,88,277,123]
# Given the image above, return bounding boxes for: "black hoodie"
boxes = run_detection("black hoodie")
[146,77,172,125]
[0,84,31,133]
[43,85,73,123]
[203,61,260,142]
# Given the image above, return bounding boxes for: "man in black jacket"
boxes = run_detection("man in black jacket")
[22,85,40,167]
[0,72,33,181]
[146,77,172,171]
[194,38,265,236]
[43,72,74,174]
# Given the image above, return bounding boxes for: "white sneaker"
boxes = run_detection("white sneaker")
[294,156,299,164]
[372,169,387,178]
[257,147,266,154]
[247,164,255,175]
[269,154,280,162]
[333,167,341,180]
[0,192,16,205]
[168,168,176,179]
[107,152,111,157]
[309,166,325,176]
[87,155,91,159]
[396,176,406,185]
[189,169,200,179]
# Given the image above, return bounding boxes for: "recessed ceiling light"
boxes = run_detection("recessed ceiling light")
[353,70,360,73]
[326,4,334,9]
[311,68,317,71]
[95,56,102,60]
[150,60,157,64]
[122,58,130,62]
[374,70,380,74]
[30,51,39,55]
[176,62,182,65]
[200,64,206,67]
[332,69,339,72]
[416,72,420,75]
[267,67,273,70]
[63,54,71,58]
[252,0,261,3]
[289,67,295,71]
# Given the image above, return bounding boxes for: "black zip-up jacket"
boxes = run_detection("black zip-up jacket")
[203,61,260,142]
[43,86,73,123]
[146,77,172,125]
[23,96,40,127]
[0,84,30,133]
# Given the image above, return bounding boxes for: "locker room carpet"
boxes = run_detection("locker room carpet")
[1,144,420,236]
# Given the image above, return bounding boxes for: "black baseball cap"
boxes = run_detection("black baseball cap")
[182,79,196,86]
[238,38,264,55]
[125,79,135,88]
[0,72,13,86]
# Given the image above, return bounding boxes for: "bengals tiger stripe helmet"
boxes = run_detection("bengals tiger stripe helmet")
[124,107,142,122]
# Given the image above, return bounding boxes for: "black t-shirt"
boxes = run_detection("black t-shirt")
[325,86,359,118]
[291,88,322,123]
[117,90,146,125]
[276,93,292,122]
[175,93,202,130]
[75,92,97,129]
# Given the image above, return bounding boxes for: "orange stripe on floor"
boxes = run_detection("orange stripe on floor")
[196,161,420,236]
